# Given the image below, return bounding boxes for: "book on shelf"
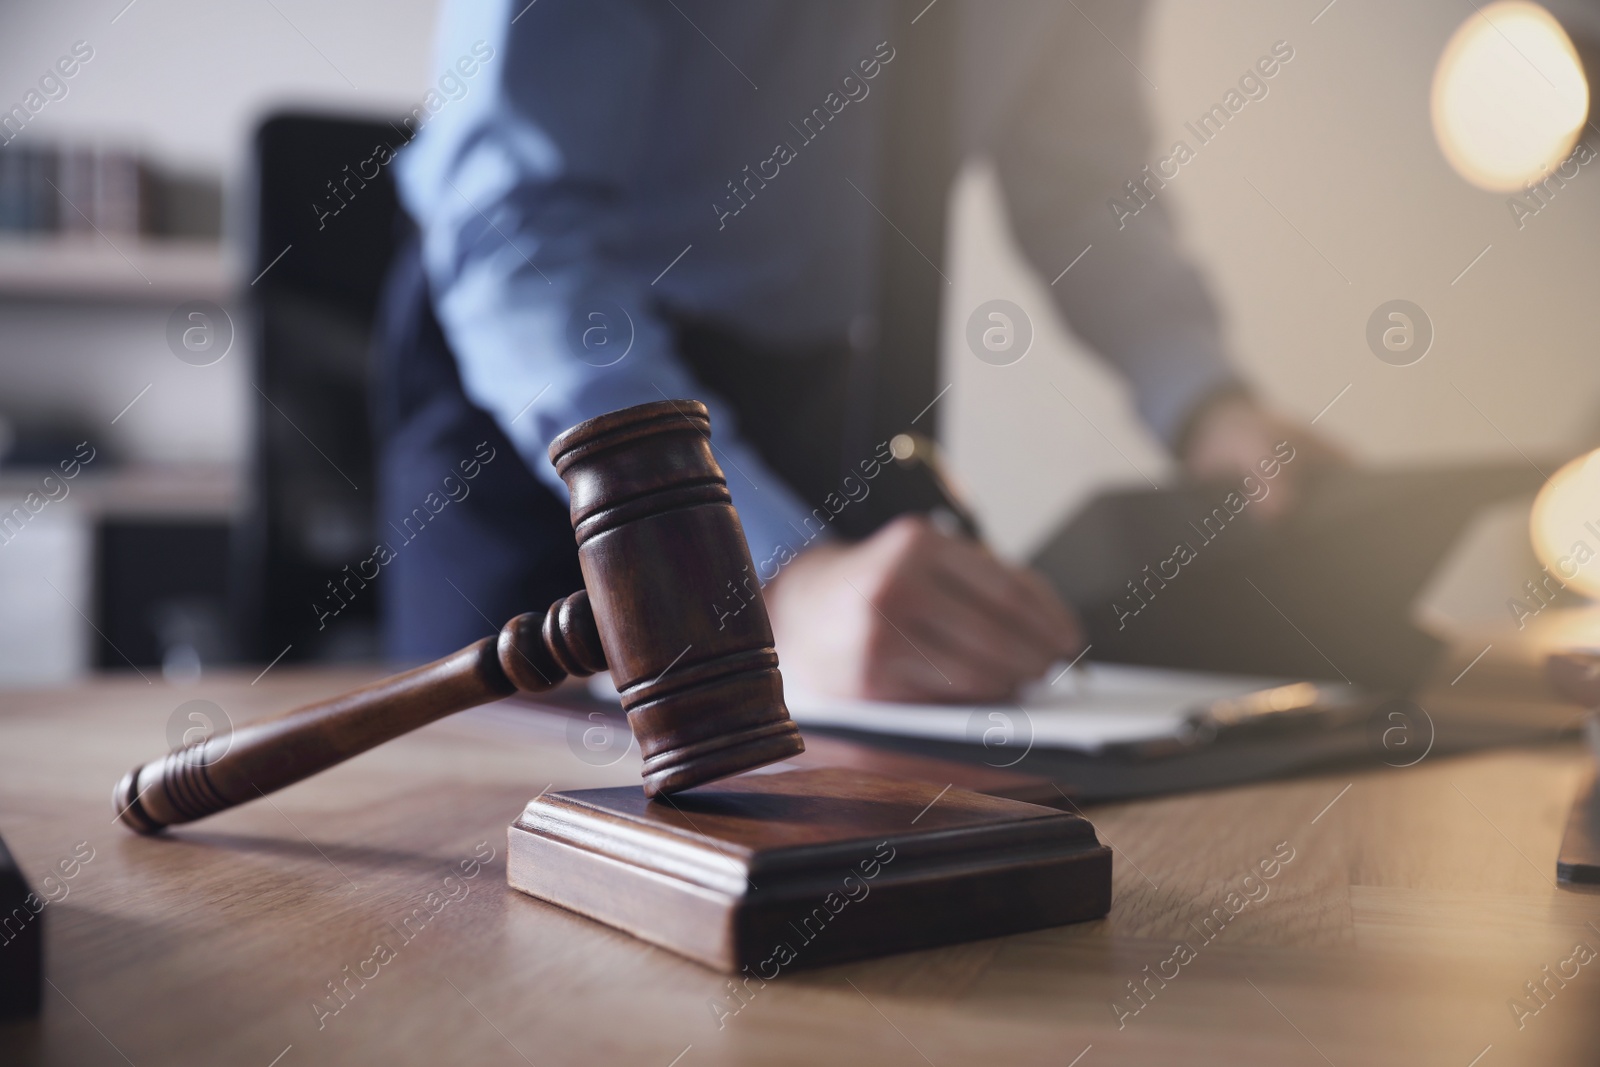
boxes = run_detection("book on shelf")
[0,142,220,241]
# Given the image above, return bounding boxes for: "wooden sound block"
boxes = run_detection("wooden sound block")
[507,767,1111,972]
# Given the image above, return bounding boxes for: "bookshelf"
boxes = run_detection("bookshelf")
[0,237,235,302]
[0,463,240,519]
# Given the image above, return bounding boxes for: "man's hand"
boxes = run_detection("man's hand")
[764,515,1083,703]
[1182,393,1346,518]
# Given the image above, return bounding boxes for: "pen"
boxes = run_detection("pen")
[890,431,1091,691]
[889,431,983,541]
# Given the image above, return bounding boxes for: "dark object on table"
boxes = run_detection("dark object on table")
[1033,464,1544,690]
[0,832,43,1019]
[509,767,1110,972]
[1550,653,1600,886]
[1557,762,1600,886]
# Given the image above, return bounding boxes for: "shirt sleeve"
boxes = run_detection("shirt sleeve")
[396,0,823,572]
[985,0,1245,446]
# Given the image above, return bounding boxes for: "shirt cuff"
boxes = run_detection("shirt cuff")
[722,449,836,586]
[1131,347,1250,451]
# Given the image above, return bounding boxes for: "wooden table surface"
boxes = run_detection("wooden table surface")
[3,667,1598,1067]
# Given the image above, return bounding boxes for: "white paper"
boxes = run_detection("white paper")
[782,662,1295,752]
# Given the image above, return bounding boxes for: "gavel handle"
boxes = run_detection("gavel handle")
[113,591,607,835]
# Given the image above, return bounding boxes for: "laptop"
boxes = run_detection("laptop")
[1030,464,1545,690]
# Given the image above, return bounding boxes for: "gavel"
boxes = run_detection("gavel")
[114,400,805,834]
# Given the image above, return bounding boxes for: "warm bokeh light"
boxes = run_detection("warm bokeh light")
[1531,448,1600,599]
[1431,1,1588,193]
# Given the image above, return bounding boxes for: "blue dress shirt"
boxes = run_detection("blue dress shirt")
[398,0,1239,568]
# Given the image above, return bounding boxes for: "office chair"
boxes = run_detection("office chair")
[242,110,580,665]
[240,112,403,662]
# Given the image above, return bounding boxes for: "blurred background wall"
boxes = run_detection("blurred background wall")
[952,0,1600,561]
[0,0,438,468]
[1,0,1594,682]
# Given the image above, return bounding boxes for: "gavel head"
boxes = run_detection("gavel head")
[547,399,805,796]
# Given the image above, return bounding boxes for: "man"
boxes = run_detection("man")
[383,0,1322,701]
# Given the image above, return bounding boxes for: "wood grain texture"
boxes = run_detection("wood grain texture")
[508,767,1110,970]
[6,667,1600,1065]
